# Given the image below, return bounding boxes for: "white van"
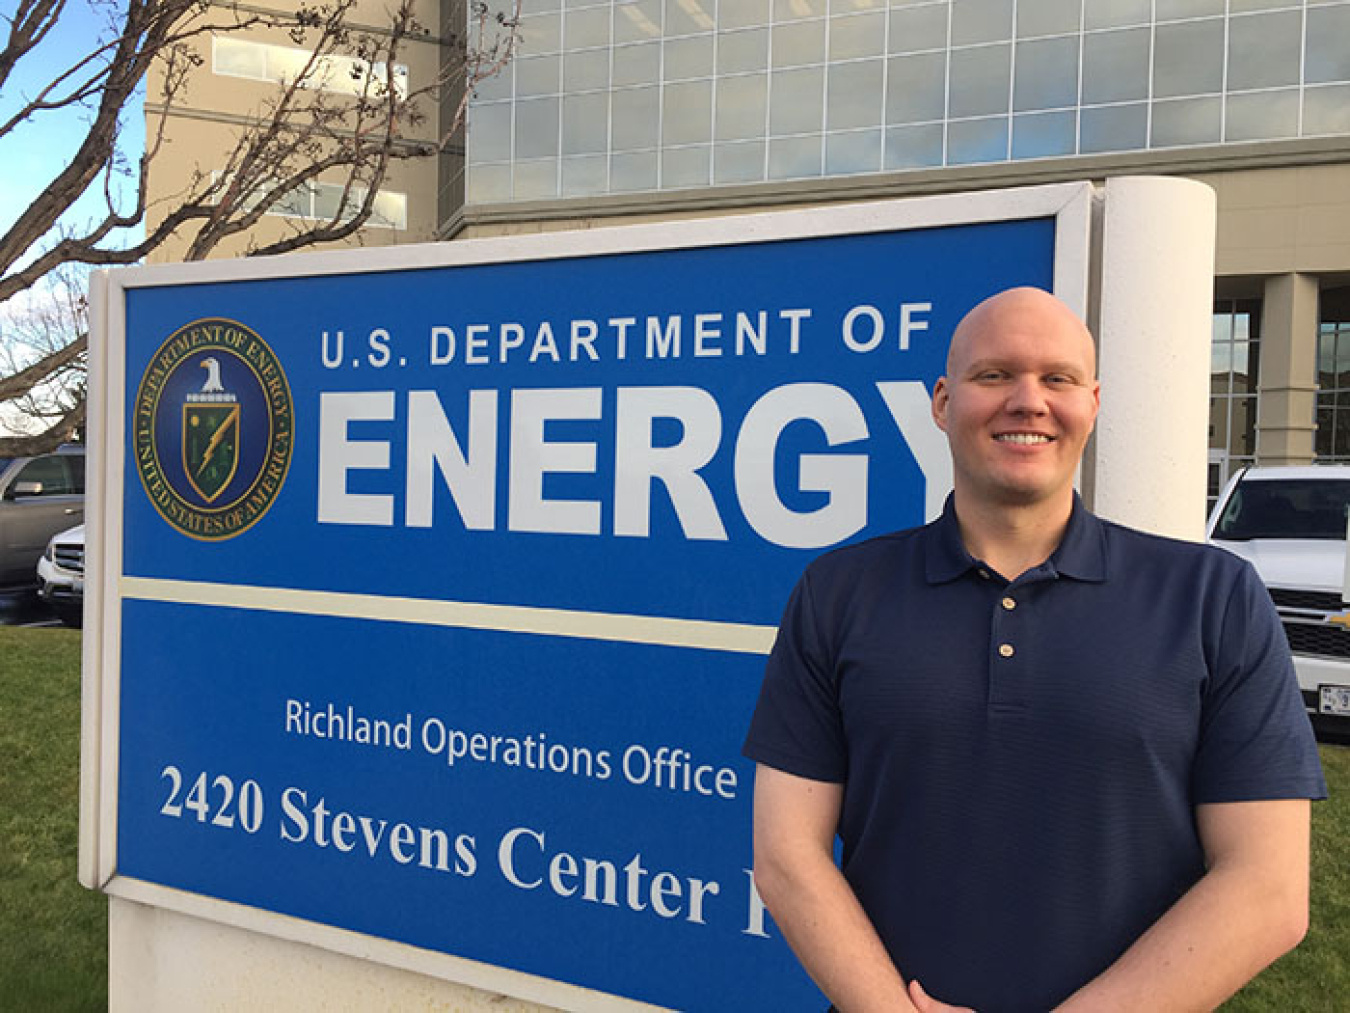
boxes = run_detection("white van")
[1207,464,1350,735]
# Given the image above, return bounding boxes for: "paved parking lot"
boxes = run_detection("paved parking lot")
[0,586,59,626]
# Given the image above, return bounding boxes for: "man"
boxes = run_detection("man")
[743,287,1326,1012]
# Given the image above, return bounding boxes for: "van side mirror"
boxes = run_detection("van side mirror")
[11,481,43,497]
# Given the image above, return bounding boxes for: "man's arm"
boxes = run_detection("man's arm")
[1057,798,1311,1012]
[753,764,928,1013]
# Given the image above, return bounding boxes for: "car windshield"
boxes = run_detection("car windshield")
[1214,478,1350,540]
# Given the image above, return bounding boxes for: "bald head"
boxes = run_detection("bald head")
[947,287,1096,378]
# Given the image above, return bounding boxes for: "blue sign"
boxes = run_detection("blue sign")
[113,214,1058,1010]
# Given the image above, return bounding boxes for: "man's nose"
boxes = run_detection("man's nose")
[1005,374,1048,413]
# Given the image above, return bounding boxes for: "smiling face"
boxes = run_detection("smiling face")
[932,288,1100,512]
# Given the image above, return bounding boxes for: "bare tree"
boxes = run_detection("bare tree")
[0,0,519,454]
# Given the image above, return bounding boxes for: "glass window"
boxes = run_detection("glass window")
[518,13,562,55]
[473,63,513,103]
[564,50,609,91]
[770,66,825,134]
[1017,0,1080,39]
[719,0,770,31]
[1154,20,1224,99]
[773,0,826,21]
[1304,84,1350,136]
[613,42,660,86]
[827,60,883,130]
[1151,96,1222,147]
[712,73,766,139]
[467,164,511,204]
[772,19,827,69]
[1306,6,1350,85]
[1012,110,1076,158]
[615,1,662,44]
[662,145,710,187]
[1318,291,1350,463]
[768,134,822,179]
[1080,102,1146,152]
[1014,36,1079,112]
[468,103,513,163]
[1156,0,1223,19]
[513,159,559,199]
[888,5,949,55]
[948,116,1009,164]
[666,0,715,36]
[67,453,85,493]
[1225,90,1299,142]
[825,129,882,174]
[716,73,767,140]
[13,456,71,496]
[951,0,1013,47]
[714,140,767,184]
[662,79,712,145]
[665,34,714,80]
[611,150,659,191]
[515,97,560,158]
[829,12,885,61]
[1228,12,1301,92]
[949,45,1011,118]
[1210,298,1262,502]
[1083,0,1150,31]
[564,7,611,49]
[316,183,358,225]
[886,52,946,124]
[1230,0,1300,11]
[1081,28,1149,105]
[561,155,608,196]
[213,37,266,79]
[612,86,660,149]
[884,123,945,170]
[369,190,407,230]
[562,92,609,154]
[718,29,768,75]
[516,56,561,98]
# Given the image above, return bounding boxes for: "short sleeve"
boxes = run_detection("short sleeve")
[1192,561,1327,804]
[742,568,849,783]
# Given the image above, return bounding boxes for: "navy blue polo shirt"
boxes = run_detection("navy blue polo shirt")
[744,495,1326,1012]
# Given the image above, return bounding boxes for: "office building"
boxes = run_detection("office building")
[147,0,1350,504]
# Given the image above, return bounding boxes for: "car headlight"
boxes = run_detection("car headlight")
[43,542,54,563]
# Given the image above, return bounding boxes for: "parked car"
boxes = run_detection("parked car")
[37,522,84,627]
[1207,464,1350,736]
[0,444,85,587]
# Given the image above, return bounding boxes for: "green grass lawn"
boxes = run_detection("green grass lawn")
[0,623,1345,1010]
[0,626,105,1011]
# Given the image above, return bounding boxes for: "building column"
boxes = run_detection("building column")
[1257,272,1319,464]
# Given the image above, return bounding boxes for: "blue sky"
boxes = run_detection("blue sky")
[0,0,146,253]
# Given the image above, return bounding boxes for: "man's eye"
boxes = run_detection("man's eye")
[976,370,1006,382]
[1046,374,1075,386]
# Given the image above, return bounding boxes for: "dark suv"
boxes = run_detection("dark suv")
[0,445,85,587]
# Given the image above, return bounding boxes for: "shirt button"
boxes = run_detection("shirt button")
[1001,596,1016,610]
[978,569,991,580]
[998,643,1015,658]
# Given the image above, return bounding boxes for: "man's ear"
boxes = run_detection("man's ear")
[931,377,950,433]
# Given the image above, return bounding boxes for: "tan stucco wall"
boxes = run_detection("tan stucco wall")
[143,0,445,263]
[1192,163,1350,278]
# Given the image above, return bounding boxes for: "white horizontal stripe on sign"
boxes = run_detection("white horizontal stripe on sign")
[120,576,777,656]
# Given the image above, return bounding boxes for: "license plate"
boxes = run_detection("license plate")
[1320,685,1350,716]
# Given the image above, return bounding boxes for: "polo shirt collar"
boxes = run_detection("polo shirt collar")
[924,492,1108,584]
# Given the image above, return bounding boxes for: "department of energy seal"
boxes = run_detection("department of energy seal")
[133,318,294,540]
